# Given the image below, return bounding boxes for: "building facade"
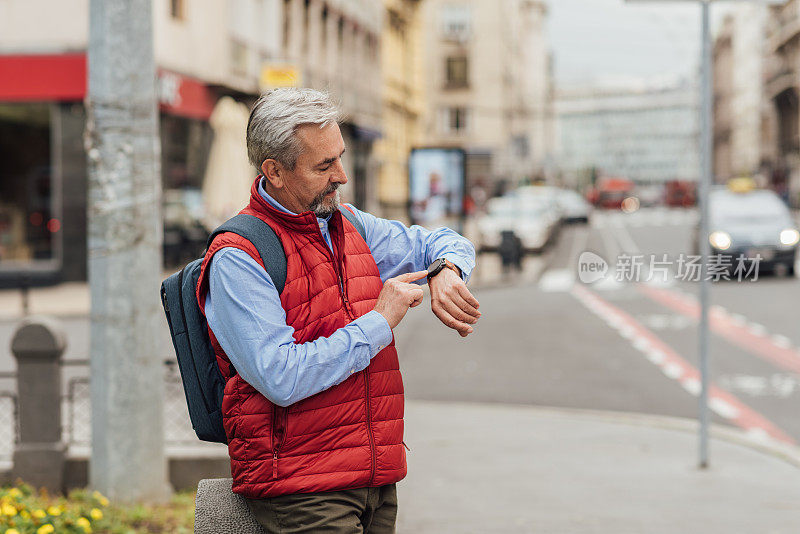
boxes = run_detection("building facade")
[556,83,700,188]
[420,0,554,195]
[0,0,384,283]
[374,0,425,222]
[713,5,769,184]
[762,0,800,205]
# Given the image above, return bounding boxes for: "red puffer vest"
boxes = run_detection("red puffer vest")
[196,179,406,498]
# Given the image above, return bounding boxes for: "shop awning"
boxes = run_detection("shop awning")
[0,54,86,102]
[0,53,216,120]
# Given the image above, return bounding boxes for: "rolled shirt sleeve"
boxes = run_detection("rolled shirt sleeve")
[344,204,477,283]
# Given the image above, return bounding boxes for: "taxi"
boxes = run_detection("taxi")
[700,178,799,276]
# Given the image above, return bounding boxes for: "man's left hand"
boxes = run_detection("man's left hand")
[428,267,481,337]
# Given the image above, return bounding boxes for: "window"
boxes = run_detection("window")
[442,107,469,134]
[445,56,469,88]
[231,40,248,74]
[440,5,471,42]
[170,0,185,20]
[0,104,59,270]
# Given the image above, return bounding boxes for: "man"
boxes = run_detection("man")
[196,88,480,533]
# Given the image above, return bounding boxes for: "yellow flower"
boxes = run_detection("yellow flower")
[5,529,20,534]
[90,507,103,520]
[36,525,54,534]
[91,490,109,507]
[1,504,16,516]
[19,510,29,520]
[32,509,46,519]
[77,517,92,532]
[7,489,21,499]
[46,506,61,516]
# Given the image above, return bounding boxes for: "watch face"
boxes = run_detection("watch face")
[428,258,444,274]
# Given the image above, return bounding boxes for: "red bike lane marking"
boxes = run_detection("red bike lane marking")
[638,284,800,374]
[572,284,795,445]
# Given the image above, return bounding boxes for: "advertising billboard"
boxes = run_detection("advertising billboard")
[408,147,465,228]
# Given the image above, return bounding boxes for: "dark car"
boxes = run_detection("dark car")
[697,186,799,276]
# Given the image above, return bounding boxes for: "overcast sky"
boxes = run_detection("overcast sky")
[546,0,735,88]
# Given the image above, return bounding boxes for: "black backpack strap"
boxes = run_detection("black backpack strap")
[339,205,366,241]
[207,214,288,294]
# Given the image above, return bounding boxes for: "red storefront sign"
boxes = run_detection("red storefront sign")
[0,54,216,120]
[156,69,216,120]
[0,54,86,101]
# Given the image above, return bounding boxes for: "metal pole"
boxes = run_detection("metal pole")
[86,0,170,502]
[698,0,713,470]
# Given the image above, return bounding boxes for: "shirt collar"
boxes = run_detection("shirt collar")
[257,176,332,223]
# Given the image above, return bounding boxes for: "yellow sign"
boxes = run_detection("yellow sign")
[260,65,302,90]
[727,176,756,194]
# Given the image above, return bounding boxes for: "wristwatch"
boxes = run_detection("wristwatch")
[427,258,460,281]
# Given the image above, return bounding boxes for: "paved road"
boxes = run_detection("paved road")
[397,207,800,447]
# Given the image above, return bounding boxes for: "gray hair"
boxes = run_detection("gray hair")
[246,88,340,172]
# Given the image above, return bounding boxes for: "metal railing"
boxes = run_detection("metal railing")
[0,360,202,462]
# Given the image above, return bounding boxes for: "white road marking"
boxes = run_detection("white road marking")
[538,269,574,292]
[772,335,792,349]
[710,398,740,420]
[730,313,747,326]
[681,379,701,396]
[646,349,666,365]
[661,363,683,380]
[748,323,767,337]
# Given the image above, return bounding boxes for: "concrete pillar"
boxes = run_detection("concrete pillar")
[86,0,170,503]
[11,316,67,491]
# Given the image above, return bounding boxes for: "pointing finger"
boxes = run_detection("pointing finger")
[393,270,429,283]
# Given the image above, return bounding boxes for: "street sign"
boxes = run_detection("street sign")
[259,64,302,90]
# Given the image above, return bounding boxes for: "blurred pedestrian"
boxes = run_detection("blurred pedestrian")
[196,88,481,533]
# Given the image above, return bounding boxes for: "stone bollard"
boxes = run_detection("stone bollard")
[194,479,267,534]
[11,315,67,492]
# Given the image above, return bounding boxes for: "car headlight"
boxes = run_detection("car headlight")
[709,231,732,251]
[780,229,800,246]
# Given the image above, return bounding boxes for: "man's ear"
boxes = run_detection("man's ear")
[261,159,284,189]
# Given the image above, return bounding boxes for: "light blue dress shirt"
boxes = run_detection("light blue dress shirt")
[204,179,475,407]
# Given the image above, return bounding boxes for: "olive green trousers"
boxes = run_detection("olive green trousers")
[244,484,398,534]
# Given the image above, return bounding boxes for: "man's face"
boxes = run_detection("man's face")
[275,122,348,217]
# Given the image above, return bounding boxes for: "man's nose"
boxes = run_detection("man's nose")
[331,159,347,184]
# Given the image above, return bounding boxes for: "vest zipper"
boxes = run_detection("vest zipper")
[272,406,287,480]
[318,221,355,319]
[319,218,373,480]
[364,367,377,486]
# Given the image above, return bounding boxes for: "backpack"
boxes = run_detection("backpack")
[160,206,366,444]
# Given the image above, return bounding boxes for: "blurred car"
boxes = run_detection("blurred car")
[587,177,634,209]
[665,180,696,207]
[695,185,799,276]
[476,193,560,253]
[634,184,664,207]
[555,188,591,223]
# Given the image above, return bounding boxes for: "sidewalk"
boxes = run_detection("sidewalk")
[398,401,800,534]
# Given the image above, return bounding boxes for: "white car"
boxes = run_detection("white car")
[476,194,559,253]
[555,189,591,224]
